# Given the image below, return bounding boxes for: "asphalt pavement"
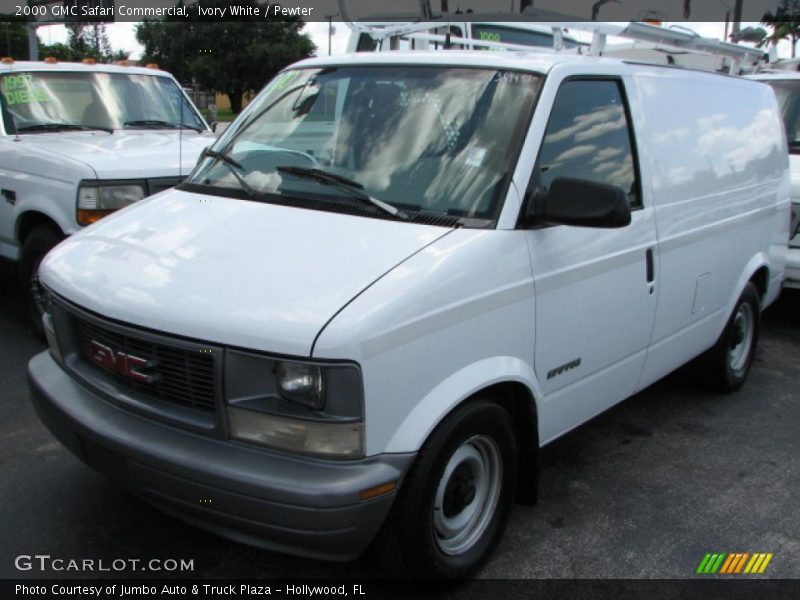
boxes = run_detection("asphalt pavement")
[1,257,798,583]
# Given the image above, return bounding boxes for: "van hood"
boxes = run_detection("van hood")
[18,130,214,179]
[40,189,451,357]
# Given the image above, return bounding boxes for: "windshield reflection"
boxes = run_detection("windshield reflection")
[191,66,540,220]
[0,71,205,133]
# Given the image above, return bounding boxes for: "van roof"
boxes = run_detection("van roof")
[0,60,172,78]
[294,50,600,74]
[292,49,742,79]
[748,72,800,81]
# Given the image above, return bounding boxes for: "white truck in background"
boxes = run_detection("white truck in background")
[748,72,800,288]
[0,59,215,335]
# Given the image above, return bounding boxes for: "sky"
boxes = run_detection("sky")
[34,20,796,60]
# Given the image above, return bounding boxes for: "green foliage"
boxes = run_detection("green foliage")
[201,106,235,122]
[137,0,315,113]
[36,23,126,62]
[0,16,32,59]
[38,42,75,61]
[0,16,127,63]
[761,0,800,57]
[66,23,113,60]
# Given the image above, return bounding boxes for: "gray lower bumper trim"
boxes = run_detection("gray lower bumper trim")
[28,351,415,561]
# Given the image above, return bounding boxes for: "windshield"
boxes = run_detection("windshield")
[189,66,540,221]
[766,79,800,154]
[0,71,205,134]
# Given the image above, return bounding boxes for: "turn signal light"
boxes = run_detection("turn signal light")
[77,209,113,226]
[1,57,13,64]
[82,58,96,65]
[146,63,159,69]
[359,481,397,501]
[43,57,58,64]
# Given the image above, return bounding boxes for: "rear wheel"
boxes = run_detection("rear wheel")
[20,225,62,339]
[375,400,517,579]
[698,282,760,392]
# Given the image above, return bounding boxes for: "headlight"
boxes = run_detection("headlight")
[224,351,364,458]
[77,181,147,225]
[276,362,324,409]
[40,287,62,363]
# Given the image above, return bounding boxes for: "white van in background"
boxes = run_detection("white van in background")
[748,72,800,287]
[347,20,583,52]
[0,60,215,335]
[29,51,789,578]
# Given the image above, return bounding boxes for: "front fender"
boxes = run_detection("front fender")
[385,356,542,453]
[14,184,80,242]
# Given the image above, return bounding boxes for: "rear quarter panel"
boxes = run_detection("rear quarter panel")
[631,70,790,387]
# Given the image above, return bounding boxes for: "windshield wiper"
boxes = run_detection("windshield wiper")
[124,119,203,133]
[16,123,113,134]
[276,166,408,220]
[199,147,257,198]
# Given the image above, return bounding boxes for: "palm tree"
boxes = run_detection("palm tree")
[760,0,800,58]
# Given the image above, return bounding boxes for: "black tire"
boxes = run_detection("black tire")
[20,225,62,339]
[374,400,518,579]
[698,282,760,392]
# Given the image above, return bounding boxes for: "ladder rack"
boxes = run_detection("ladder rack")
[555,21,761,72]
[338,1,762,74]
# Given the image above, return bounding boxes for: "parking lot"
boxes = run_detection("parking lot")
[1,258,798,581]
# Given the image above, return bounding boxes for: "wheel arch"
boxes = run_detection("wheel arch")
[384,358,542,505]
[749,264,769,301]
[16,210,64,246]
[722,254,770,332]
[476,381,540,505]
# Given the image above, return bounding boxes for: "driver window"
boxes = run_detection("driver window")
[530,79,641,209]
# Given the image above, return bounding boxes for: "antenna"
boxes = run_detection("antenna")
[179,83,183,180]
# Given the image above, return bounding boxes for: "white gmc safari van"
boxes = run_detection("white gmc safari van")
[28,51,790,579]
[0,60,214,335]
[748,72,800,287]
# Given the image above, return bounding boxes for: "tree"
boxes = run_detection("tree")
[760,0,800,58]
[64,22,113,60]
[0,16,32,59]
[136,8,193,81]
[38,42,76,61]
[35,22,122,62]
[137,0,315,113]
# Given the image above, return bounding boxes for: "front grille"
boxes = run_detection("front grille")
[69,312,217,414]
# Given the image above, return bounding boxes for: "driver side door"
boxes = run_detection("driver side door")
[522,76,659,444]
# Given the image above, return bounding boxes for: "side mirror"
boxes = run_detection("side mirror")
[210,121,218,133]
[527,177,631,229]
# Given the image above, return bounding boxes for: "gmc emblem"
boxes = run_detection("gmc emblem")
[88,340,160,383]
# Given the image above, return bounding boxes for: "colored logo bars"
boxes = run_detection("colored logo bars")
[696,552,774,574]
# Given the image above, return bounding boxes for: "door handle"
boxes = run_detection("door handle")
[645,248,655,284]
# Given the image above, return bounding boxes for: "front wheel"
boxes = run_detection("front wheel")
[20,225,63,339]
[374,400,517,579]
[698,282,760,392]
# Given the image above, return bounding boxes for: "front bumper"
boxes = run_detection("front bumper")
[28,351,414,561]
